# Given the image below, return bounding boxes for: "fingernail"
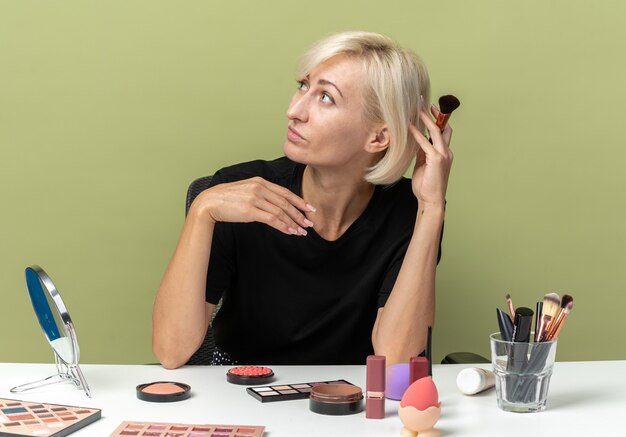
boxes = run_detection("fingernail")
[306,203,317,212]
[431,103,437,110]
[288,228,298,235]
[298,227,308,236]
[304,218,314,227]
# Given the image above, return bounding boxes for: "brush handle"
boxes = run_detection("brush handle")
[507,310,533,375]
[496,309,514,342]
[534,302,543,342]
[435,113,451,131]
[536,314,553,342]
[549,314,569,340]
[544,308,566,341]
[426,326,433,377]
[512,310,533,343]
[517,341,556,402]
[506,308,534,402]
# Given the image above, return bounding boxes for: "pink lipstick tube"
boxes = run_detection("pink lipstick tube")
[366,355,386,419]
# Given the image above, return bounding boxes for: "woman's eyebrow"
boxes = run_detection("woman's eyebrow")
[317,78,344,98]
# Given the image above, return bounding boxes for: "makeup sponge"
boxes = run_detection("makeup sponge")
[400,376,439,410]
[398,377,441,437]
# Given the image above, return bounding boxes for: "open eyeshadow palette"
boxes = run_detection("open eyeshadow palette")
[109,422,264,437]
[246,379,355,403]
[0,398,100,437]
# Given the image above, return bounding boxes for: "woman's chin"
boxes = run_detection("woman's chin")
[283,142,307,163]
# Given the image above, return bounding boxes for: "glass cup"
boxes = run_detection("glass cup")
[490,332,557,413]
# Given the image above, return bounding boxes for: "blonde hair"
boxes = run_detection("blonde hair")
[297,31,430,185]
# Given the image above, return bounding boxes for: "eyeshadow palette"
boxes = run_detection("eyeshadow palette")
[0,398,101,437]
[109,421,264,437]
[246,379,355,403]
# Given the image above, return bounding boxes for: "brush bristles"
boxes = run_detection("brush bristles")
[546,299,574,340]
[561,294,574,308]
[438,95,460,114]
[542,293,561,318]
[505,293,515,319]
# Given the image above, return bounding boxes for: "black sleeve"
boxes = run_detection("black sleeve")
[377,256,405,308]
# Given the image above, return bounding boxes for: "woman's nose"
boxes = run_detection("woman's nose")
[287,93,309,122]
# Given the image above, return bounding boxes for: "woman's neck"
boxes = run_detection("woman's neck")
[302,165,374,241]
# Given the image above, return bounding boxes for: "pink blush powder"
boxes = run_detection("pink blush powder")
[142,383,185,395]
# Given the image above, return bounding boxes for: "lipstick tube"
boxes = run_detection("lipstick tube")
[409,357,429,384]
[366,355,385,419]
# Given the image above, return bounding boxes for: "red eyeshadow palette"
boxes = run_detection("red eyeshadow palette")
[109,421,264,437]
[246,379,355,403]
[0,398,100,436]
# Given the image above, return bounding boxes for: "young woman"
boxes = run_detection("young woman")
[153,31,454,368]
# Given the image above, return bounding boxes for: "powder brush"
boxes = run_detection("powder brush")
[537,293,560,341]
[435,95,461,131]
[545,295,574,341]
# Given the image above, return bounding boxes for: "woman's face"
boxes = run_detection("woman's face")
[283,55,380,172]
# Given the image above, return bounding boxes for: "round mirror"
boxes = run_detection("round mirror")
[25,266,77,364]
[11,266,91,397]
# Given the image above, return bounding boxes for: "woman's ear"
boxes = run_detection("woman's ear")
[365,126,390,154]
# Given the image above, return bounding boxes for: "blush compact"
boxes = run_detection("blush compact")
[136,381,191,402]
[309,383,364,415]
[226,366,275,385]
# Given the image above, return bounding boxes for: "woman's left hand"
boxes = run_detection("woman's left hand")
[409,104,454,208]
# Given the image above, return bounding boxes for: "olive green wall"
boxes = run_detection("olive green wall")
[1,1,625,365]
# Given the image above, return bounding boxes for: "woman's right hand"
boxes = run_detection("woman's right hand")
[190,176,315,236]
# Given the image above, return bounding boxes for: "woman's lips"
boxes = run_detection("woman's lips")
[287,126,306,142]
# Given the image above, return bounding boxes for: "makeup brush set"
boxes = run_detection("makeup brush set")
[498,292,575,344]
[496,292,575,404]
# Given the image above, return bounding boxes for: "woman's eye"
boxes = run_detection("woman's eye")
[321,93,334,104]
[297,81,308,91]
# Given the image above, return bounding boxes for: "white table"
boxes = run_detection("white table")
[1,361,624,436]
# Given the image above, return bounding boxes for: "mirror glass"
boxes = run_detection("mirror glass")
[11,266,91,397]
[25,267,76,364]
